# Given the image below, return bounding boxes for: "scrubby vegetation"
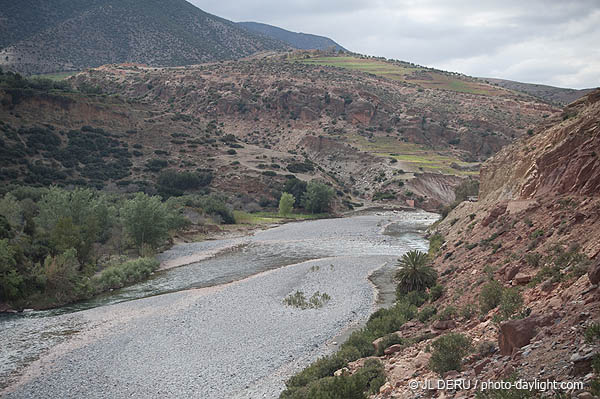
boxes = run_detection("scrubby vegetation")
[283,291,331,309]
[0,186,238,308]
[428,333,472,374]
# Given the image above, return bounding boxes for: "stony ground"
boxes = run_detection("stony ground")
[1,212,436,399]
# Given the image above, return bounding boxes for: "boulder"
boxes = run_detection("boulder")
[514,273,532,285]
[481,202,508,227]
[504,265,521,281]
[432,320,456,330]
[588,260,600,285]
[498,313,558,355]
[570,352,596,376]
[384,344,404,356]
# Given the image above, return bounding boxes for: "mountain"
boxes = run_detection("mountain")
[238,22,346,52]
[0,54,557,210]
[483,77,595,106]
[0,0,290,75]
[362,89,600,397]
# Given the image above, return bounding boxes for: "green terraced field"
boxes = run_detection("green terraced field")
[296,55,504,96]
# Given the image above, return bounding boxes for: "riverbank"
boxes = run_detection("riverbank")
[1,212,436,398]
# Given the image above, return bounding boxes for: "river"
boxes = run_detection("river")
[0,211,437,398]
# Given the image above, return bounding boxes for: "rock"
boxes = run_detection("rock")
[432,320,456,330]
[444,370,460,379]
[498,313,558,355]
[588,260,600,285]
[570,352,596,376]
[481,202,508,227]
[384,344,404,355]
[577,393,594,399]
[413,351,431,368]
[474,359,490,375]
[514,273,532,285]
[541,278,555,292]
[334,367,349,377]
[379,382,393,394]
[505,265,521,281]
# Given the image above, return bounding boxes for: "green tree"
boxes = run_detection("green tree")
[43,248,81,302]
[395,250,437,295]
[303,181,334,213]
[122,193,169,251]
[0,193,22,229]
[279,192,295,216]
[0,239,22,300]
[283,178,307,206]
[36,187,109,264]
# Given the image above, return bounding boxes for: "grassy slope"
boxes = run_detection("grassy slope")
[296,55,505,95]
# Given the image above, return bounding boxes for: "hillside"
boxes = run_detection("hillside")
[327,89,600,398]
[0,55,558,213]
[0,0,289,75]
[484,77,595,106]
[238,22,346,52]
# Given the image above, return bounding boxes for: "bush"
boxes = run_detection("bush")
[429,284,444,302]
[157,169,212,197]
[395,250,437,295]
[0,239,22,300]
[283,359,384,399]
[375,333,405,356]
[497,287,523,321]
[428,232,444,258]
[283,291,331,309]
[397,289,428,306]
[479,280,503,314]
[417,305,438,322]
[200,195,235,224]
[93,258,159,292]
[428,333,472,375]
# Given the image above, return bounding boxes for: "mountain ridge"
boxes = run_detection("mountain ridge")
[237,22,346,52]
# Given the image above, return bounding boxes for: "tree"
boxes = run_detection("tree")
[303,181,334,213]
[395,250,437,295]
[0,239,22,300]
[283,178,307,206]
[122,193,169,251]
[279,192,295,216]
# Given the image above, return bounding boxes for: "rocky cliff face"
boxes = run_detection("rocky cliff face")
[368,90,600,398]
[481,90,600,202]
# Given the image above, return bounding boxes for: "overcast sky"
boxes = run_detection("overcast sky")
[188,0,599,89]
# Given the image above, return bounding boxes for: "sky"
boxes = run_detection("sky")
[187,0,600,89]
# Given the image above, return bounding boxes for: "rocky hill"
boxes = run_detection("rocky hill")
[359,89,600,398]
[0,54,558,211]
[238,22,346,51]
[484,77,595,106]
[0,0,289,75]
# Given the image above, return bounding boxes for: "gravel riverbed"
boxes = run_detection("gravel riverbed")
[1,212,436,398]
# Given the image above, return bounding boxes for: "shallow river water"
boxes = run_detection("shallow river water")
[0,211,437,398]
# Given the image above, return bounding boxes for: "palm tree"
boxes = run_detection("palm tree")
[395,250,437,294]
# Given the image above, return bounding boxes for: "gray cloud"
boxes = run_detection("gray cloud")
[188,0,599,88]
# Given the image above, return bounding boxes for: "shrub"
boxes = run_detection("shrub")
[395,250,437,295]
[498,287,523,321]
[524,252,542,267]
[0,239,22,300]
[429,284,444,302]
[428,333,472,375]
[479,280,503,314]
[283,291,331,309]
[417,305,438,322]
[428,233,444,258]
[287,161,315,173]
[93,258,159,292]
[157,169,212,197]
[398,289,428,306]
[200,195,235,224]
